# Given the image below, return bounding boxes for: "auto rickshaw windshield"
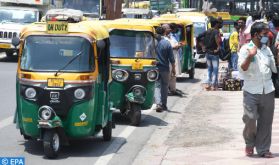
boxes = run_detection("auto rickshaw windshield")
[193,22,206,37]
[20,36,94,72]
[110,30,155,58]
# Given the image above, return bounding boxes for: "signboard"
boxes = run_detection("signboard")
[46,21,68,34]
[150,0,172,12]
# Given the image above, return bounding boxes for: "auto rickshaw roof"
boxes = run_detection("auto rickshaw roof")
[20,21,109,40]
[207,12,232,21]
[100,19,155,33]
[152,17,193,26]
[160,14,177,18]
[176,12,207,17]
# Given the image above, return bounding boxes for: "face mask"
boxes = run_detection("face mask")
[259,36,269,45]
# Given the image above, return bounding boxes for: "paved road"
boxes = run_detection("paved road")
[0,52,206,165]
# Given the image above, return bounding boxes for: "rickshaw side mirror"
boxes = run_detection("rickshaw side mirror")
[12,37,20,47]
[97,40,106,50]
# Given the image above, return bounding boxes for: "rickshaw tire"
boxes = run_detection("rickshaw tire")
[43,130,60,159]
[23,134,31,140]
[130,104,141,126]
[103,121,112,141]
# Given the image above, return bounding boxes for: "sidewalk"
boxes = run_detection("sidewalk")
[133,89,279,165]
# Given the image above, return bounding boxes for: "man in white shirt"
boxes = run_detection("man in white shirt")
[238,22,277,158]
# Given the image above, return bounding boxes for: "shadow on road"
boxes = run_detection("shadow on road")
[176,77,201,84]
[0,56,17,63]
[20,136,127,159]
[113,111,168,127]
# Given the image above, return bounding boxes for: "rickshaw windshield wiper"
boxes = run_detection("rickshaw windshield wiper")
[54,51,83,76]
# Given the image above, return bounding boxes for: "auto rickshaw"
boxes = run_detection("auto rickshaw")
[176,12,209,67]
[151,17,195,78]
[102,19,158,126]
[13,10,113,158]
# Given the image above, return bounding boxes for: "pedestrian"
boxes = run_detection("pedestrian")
[238,22,277,158]
[163,23,183,96]
[266,11,276,34]
[229,21,240,71]
[154,26,176,112]
[199,17,223,90]
[244,12,262,44]
[238,17,247,51]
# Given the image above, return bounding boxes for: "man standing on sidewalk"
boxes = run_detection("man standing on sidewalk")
[154,26,176,112]
[238,22,277,158]
[203,17,222,90]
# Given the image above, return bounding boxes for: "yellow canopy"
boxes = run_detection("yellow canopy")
[100,19,155,33]
[152,17,193,26]
[20,21,109,41]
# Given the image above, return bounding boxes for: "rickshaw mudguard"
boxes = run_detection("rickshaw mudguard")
[38,116,63,129]
[125,92,145,104]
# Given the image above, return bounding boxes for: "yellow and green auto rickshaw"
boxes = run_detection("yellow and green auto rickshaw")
[102,19,158,126]
[13,11,113,158]
[151,17,195,78]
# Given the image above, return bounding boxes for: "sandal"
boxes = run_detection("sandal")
[261,152,273,158]
[245,147,254,156]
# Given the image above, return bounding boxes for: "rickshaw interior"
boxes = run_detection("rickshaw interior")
[20,36,94,72]
[109,30,155,58]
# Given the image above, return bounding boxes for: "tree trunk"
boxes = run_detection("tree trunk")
[104,0,123,20]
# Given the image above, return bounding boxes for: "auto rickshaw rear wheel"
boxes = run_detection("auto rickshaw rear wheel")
[43,130,60,159]
[23,134,31,140]
[103,121,112,141]
[129,104,141,126]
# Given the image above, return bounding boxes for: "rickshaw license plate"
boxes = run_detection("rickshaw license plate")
[47,78,64,88]
[132,62,143,70]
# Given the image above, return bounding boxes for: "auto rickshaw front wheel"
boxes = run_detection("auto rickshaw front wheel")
[43,130,60,159]
[129,103,141,126]
[103,121,112,141]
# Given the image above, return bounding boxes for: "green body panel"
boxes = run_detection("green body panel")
[16,77,111,139]
[181,45,193,73]
[110,81,126,109]
[231,15,244,21]
[18,98,40,137]
[63,99,97,138]
[109,65,156,110]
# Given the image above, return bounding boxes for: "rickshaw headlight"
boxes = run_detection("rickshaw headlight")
[74,88,86,100]
[38,106,53,120]
[112,69,129,82]
[25,87,36,99]
[147,70,159,82]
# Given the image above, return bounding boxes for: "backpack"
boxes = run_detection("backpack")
[204,29,218,52]
[219,37,231,61]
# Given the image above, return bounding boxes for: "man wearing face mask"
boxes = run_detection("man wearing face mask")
[238,22,277,158]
